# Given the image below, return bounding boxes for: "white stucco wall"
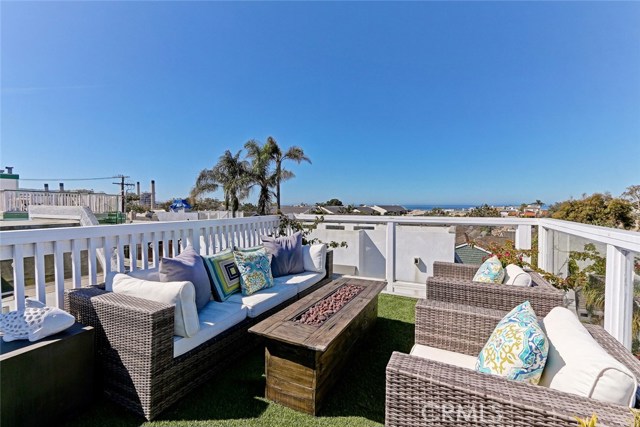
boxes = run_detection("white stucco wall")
[306,224,456,283]
[0,176,19,191]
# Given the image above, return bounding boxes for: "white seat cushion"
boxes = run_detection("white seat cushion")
[172,301,248,358]
[540,307,637,407]
[112,273,199,338]
[226,282,298,318]
[410,344,477,370]
[273,271,325,293]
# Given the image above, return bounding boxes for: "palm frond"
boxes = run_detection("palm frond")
[284,146,311,164]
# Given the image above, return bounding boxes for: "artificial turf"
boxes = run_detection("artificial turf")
[64,293,417,427]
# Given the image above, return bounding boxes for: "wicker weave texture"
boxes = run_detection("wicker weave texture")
[66,251,333,420]
[428,261,565,316]
[386,299,640,427]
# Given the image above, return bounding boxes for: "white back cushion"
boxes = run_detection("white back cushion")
[128,267,161,282]
[503,264,532,286]
[302,244,326,273]
[112,273,199,338]
[540,307,637,407]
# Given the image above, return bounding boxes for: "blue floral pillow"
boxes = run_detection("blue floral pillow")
[473,255,505,283]
[476,301,548,384]
[233,246,274,296]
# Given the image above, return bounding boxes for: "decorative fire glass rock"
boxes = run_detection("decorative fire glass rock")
[294,284,364,326]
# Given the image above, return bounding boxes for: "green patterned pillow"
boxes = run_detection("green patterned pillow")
[202,249,241,301]
[233,246,274,296]
[473,255,505,283]
[476,301,548,384]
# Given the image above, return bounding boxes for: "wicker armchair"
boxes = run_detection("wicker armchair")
[427,261,566,316]
[66,251,332,420]
[385,299,640,427]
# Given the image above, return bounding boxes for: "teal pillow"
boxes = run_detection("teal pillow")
[202,249,241,301]
[473,255,505,283]
[475,301,548,384]
[233,246,274,296]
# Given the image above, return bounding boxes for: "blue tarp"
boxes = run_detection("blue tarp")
[169,199,192,212]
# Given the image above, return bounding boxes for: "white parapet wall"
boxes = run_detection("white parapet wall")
[306,223,455,282]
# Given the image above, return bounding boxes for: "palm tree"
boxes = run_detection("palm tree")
[190,150,250,218]
[265,136,311,213]
[244,140,276,215]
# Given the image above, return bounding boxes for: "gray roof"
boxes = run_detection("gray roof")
[375,205,408,213]
[271,205,314,215]
[454,243,491,265]
[321,206,349,214]
[355,206,376,214]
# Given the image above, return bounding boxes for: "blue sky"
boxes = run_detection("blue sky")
[2,2,639,207]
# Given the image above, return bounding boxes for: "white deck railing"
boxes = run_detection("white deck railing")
[296,214,640,349]
[1,214,639,348]
[0,189,121,214]
[0,215,280,310]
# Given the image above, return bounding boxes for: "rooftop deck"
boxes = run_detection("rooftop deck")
[1,213,639,425]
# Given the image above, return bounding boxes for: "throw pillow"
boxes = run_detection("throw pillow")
[159,246,212,311]
[112,273,199,338]
[0,306,75,342]
[476,301,548,384]
[503,264,532,287]
[202,249,241,301]
[261,232,305,277]
[473,256,506,283]
[302,243,327,273]
[233,246,274,296]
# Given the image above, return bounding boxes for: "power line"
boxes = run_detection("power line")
[20,176,119,181]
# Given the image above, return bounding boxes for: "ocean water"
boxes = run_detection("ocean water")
[404,204,476,210]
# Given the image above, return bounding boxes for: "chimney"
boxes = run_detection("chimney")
[151,180,156,209]
[5,166,13,174]
[136,181,140,198]
[44,183,49,192]
[59,183,64,192]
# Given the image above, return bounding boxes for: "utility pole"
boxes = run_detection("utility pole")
[112,174,132,216]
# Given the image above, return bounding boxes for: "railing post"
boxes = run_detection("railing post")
[385,221,396,291]
[604,244,635,349]
[13,245,25,311]
[515,225,531,250]
[537,226,553,272]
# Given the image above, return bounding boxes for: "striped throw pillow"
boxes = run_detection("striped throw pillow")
[202,249,241,301]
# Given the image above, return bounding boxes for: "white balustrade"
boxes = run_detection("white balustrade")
[0,216,280,310]
[297,214,640,349]
[1,212,639,349]
[0,189,120,214]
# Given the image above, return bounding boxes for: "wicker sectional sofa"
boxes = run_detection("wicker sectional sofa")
[427,261,566,316]
[386,299,640,427]
[66,251,333,420]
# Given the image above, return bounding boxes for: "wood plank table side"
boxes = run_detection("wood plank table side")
[249,277,387,415]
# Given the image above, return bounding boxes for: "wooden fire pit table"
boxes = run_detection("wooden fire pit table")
[249,277,387,415]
